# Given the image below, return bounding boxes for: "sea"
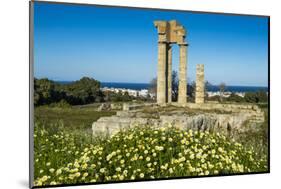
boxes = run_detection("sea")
[57,81,268,92]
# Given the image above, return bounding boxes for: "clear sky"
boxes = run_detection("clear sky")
[34,2,269,87]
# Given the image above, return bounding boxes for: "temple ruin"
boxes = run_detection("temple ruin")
[91,20,265,137]
[154,20,188,104]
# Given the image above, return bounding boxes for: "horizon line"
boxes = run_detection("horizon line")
[50,80,268,88]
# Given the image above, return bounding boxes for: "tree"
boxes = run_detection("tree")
[172,71,179,101]
[244,92,258,103]
[219,82,226,102]
[149,71,178,102]
[149,77,157,98]
[244,91,268,103]
[227,93,245,103]
[205,81,212,99]
[63,77,103,104]
[256,91,268,103]
[34,77,105,106]
[187,81,196,101]
[34,78,62,106]
[123,91,131,101]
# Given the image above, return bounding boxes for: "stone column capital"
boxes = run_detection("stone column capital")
[158,41,168,44]
[178,42,188,46]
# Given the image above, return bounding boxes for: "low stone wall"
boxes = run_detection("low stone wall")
[97,103,123,111]
[173,102,261,113]
[122,103,157,111]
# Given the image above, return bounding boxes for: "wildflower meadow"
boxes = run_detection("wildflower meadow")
[34,111,268,187]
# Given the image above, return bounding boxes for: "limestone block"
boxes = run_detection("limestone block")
[123,103,130,111]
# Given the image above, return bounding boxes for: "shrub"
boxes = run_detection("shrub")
[226,93,245,103]
[244,91,268,103]
[49,100,72,108]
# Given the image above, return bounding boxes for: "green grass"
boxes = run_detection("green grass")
[236,107,268,160]
[35,106,116,130]
[34,106,116,185]
[33,105,269,187]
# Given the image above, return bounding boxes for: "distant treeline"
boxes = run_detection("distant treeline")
[34,77,268,107]
[34,77,148,107]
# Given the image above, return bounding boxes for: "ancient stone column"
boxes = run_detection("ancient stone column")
[178,43,188,104]
[195,64,205,104]
[157,41,167,104]
[167,44,172,103]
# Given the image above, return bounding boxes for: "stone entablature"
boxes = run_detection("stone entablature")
[154,20,186,44]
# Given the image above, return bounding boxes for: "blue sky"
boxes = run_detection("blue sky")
[34,2,269,86]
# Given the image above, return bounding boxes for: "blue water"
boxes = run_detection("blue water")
[101,82,268,92]
[206,85,268,92]
[56,81,268,92]
[101,82,149,90]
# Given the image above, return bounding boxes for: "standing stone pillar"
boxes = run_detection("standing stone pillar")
[157,42,167,104]
[178,43,188,104]
[167,45,172,103]
[195,64,205,104]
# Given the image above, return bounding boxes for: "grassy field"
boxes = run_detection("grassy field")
[237,107,268,159]
[33,105,269,187]
[35,106,116,131]
[34,106,117,185]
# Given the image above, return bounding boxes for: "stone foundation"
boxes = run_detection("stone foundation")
[92,103,264,137]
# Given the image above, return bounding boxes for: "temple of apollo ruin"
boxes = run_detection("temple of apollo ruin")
[154,20,204,105]
[92,20,265,137]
